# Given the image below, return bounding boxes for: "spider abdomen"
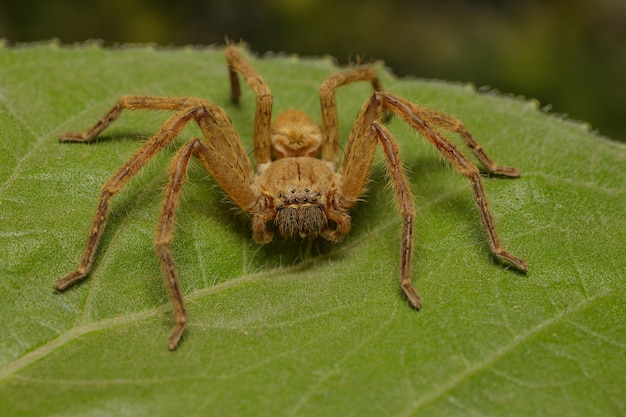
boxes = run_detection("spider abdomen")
[270,110,322,159]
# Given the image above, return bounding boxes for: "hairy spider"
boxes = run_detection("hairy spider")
[54,44,527,350]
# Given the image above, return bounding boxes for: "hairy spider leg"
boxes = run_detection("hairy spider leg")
[54,104,208,291]
[338,91,527,308]
[375,92,527,271]
[59,96,208,143]
[155,139,200,350]
[372,122,422,308]
[226,44,273,170]
[318,67,382,169]
[54,98,259,350]
[155,137,241,350]
[398,105,522,177]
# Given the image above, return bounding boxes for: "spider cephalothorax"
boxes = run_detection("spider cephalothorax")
[254,156,343,241]
[54,44,527,350]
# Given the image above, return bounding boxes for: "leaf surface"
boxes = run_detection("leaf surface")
[0,43,624,416]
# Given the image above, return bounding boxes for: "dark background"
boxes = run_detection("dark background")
[1,0,624,141]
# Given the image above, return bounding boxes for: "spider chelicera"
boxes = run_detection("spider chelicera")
[54,44,528,350]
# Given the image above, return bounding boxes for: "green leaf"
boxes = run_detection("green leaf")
[1,43,624,416]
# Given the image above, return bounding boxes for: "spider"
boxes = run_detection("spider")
[54,44,527,350]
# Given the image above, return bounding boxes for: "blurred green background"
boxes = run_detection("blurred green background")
[1,0,624,141]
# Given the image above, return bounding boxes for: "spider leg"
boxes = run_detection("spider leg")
[155,138,208,350]
[371,122,421,308]
[153,104,261,349]
[336,96,422,306]
[225,44,273,169]
[407,105,521,177]
[339,92,526,307]
[60,96,206,143]
[376,92,528,271]
[56,97,259,348]
[337,95,382,208]
[319,66,382,169]
[155,133,255,350]
[54,107,206,291]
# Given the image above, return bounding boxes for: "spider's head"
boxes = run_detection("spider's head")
[257,157,339,239]
[270,109,322,159]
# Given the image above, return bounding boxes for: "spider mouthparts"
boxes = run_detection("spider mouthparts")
[275,205,328,239]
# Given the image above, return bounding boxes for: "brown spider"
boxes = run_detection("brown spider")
[54,44,527,350]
